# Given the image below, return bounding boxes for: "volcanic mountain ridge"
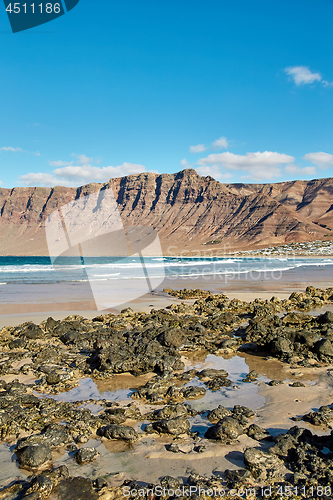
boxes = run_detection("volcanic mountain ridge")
[0,169,332,255]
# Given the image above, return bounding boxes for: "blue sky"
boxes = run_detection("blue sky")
[0,0,333,188]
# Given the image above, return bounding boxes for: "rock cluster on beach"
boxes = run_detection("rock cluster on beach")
[1,286,333,498]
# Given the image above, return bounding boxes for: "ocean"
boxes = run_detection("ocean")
[0,255,332,314]
[0,255,332,284]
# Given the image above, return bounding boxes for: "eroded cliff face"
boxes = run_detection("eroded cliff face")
[0,169,332,255]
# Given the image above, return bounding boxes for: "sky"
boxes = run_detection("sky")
[0,0,333,188]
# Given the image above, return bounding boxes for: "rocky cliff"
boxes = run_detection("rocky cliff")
[0,169,332,255]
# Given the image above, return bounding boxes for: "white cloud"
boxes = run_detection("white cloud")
[195,165,232,180]
[49,160,75,167]
[322,80,333,88]
[190,144,206,153]
[54,163,147,183]
[181,158,190,167]
[197,151,294,180]
[1,147,40,156]
[20,172,65,187]
[0,147,23,152]
[303,152,333,168]
[72,153,93,165]
[285,164,317,176]
[284,66,322,86]
[212,136,228,149]
[19,154,154,187]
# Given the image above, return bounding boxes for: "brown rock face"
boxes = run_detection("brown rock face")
[0,169,332,255]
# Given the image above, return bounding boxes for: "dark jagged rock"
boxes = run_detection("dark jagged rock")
[315,338,333,357]
[160,476,181,489]
[0,286,333,494]
[56,477,98,500]
[26,475,53,498]
[181,386,206,399]
[244,447,284,480]
[148,403,195,420]
[146,416,190,435]
[16,443,52,469]
[246,424,270,441]
[16,424,70,450]
[205,377,232,390]
[268,380,283,386]
[74,447,100,465]
[204,417,244,441]
[197,368,229,380]
[207,405,232,423]
[97,424,138,442]
[296,403,333,427]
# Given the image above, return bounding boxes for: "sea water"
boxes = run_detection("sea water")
[0,255,332,284]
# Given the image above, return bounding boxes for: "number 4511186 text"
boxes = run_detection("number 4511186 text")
[6,3,62,14]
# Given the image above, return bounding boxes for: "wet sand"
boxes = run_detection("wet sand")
[0,264,332,327]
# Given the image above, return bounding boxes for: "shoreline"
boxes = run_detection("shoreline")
[0,291,294,329]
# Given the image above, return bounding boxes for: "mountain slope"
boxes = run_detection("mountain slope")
[0,169,332,255]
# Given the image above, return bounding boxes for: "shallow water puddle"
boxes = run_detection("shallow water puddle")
[37,372,155,403]
[183,353,265,410]
[0,443,27,485]
[49,378,133,403]
[38,354,266,412]
[36,352,318,414]
[187,354,250,382]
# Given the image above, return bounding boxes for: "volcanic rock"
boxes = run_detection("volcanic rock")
[74,447,100,465]
[204,417,243,441]
[16,443,52,469]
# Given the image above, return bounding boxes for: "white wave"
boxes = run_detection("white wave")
[79,258,241,270]
[0,265,54,273]
[90,273,121,278]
